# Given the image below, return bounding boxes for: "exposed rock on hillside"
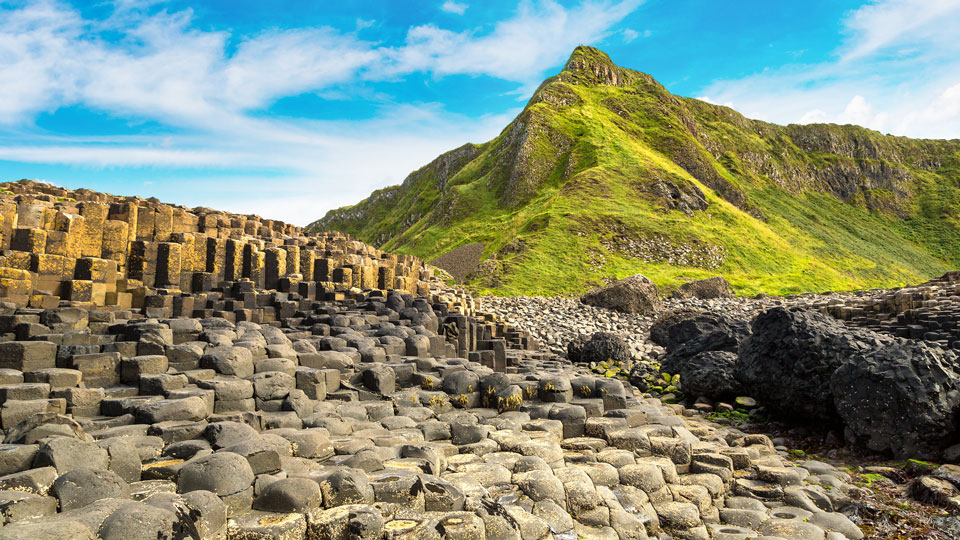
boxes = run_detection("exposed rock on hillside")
[429,242,486,282]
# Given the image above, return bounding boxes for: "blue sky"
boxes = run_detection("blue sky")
[1,0,958,225]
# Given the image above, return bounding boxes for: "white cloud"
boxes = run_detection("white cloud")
[798,95,888,131]
[0,0,643,224]
[695,96,734,108]
[383,1,643,81]
[0,0,640,123]
[222,28,379,111]
[840,0,960,61]
[0,103,520,224]
[621,28,650,43]
[696,0,960,139]
[441,1,468,15]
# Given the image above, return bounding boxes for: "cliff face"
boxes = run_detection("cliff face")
[310,46,960,296]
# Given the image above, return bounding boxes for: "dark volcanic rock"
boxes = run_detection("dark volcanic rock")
[648,307,703,347]
[649,309,747,353]
[570,332,631,365]
[675,276,734,300]
[675,351,742,400]
[566,334,589,363]
[737,307,888,421]
[659,313,750,375]
[580,274,662,314]
[832,340,960,459]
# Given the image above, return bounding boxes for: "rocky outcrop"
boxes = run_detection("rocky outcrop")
[833,341,960,459]
[737,307,887,422]
[0,180,432,311]
[651,309,749,355]
[676,350,741,399]
[646,303,960,459]
[675,276,734,300]
[566,331,630,365]
[581,274,662,315]
[661,319,749,369]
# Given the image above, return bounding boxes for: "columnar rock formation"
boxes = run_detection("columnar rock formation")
[806,271,960,349]
[0,180,430,315]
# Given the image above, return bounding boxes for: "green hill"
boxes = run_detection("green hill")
[310,46,960,297]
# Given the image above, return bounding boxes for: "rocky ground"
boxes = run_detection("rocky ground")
[480,286,960,540]
[0,278,958,539]
[478,295,778,360]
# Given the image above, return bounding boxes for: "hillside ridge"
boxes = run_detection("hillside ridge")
[311,46,960,297]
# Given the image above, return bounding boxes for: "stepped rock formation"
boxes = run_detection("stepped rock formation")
[0,179,430,315]
[313,46,960,297]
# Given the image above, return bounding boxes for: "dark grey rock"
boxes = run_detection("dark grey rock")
[738,307,887,420]
[674,351,742,400]
[177,451,254,496]
[51,467,130,511]
[98,502,180,540]
[572,332,630,366]
[581,274,662,315]
[253,477,322,512]
[833,340,960,459]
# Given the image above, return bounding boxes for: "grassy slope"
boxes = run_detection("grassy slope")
[313,48,960,297]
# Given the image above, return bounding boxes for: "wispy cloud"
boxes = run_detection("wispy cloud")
[441,1,468,15]
[384,0,643,81]
[0,0,641,126]
[839,0,960,61]
[0,0,643,223]
[620,28,650,43]
[697,0,960,139]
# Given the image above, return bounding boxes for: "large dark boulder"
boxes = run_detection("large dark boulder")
[737,307,892,421]
[675,277,734,300]
[566,334,589,363]
[649,309,747,353]
[568,332,630,365]
[648,308,703,347]
[832,340,960,459]
[645,308,750,398]
[581,274,661,314]
[660,315,750,375]
[675,351,742,400]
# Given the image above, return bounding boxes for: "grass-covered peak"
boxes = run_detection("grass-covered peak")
[311,48,960,298]
[560,45,637,87]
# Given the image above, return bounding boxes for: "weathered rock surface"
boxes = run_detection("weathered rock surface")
[581,274,662,315]
[568,332,631,366]
[833,340,960,459]
[0,281,878,540]
[737,307,887,421]
[675,276,734,300]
